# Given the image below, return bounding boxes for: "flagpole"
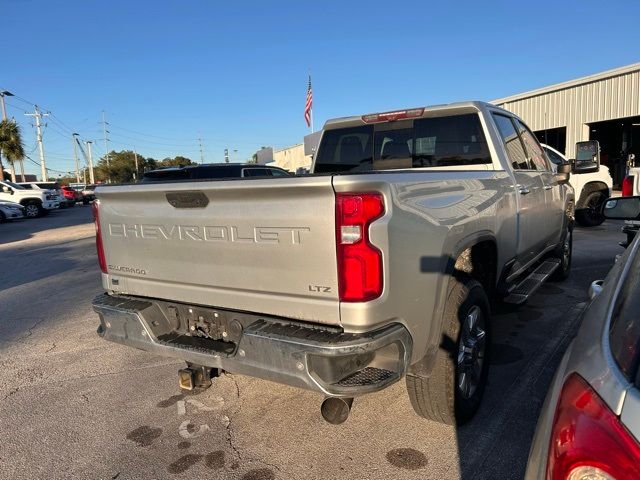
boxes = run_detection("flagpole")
[311,107,314,133]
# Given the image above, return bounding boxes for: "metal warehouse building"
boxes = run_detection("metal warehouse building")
[493,62,640,187]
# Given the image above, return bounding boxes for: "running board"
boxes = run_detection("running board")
[503,259,561,305]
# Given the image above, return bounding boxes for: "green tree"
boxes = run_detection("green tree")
[95,150,157,183]
[0,119,25,182]
[157,156,194,168]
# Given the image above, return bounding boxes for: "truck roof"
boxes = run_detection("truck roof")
[323,100,513,130]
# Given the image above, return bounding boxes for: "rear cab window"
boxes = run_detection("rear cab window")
[314,113,491,174]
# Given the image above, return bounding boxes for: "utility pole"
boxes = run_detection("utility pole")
[133,148,139,181]
[25,105,50,181]
[85,140,95,184]
[72,133,80,183]
[0,90,12,120]
[0,90,14,180]
[101,111,110,182]
[198,138,204,164]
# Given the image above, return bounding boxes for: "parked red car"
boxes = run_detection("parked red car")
[61,186,82,204]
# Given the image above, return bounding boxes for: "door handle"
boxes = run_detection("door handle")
[543,185,553,190]
[517,185,530,195]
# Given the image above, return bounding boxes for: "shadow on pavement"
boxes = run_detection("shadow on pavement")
[452,224,621,479]
[0,205,93,246]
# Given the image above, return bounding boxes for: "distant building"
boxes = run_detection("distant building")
[273,144,311,172]
[493,62,640,186]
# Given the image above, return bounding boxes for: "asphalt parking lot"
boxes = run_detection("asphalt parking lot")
[0,206,625,480]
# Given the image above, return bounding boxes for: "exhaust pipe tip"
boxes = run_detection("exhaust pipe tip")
[320,397,353,425]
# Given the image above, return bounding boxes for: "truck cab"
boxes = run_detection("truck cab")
[542,143,612,226]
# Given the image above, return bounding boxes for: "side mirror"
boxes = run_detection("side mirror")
[573,140,600,174]
[555,162,571,184]
[603,196,640,220]
[1,186,11,194]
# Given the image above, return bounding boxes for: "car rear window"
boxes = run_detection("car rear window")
[190,166,242,179]
[36,182,59,189]
[609,253,640,386]
[314,113,491,174]
[141,169,189,182]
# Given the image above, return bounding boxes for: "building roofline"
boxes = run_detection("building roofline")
[492,62,640,105]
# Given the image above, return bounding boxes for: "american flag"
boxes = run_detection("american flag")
[304,75,313,127]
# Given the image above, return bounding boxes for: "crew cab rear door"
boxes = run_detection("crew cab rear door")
[492,113,549,267]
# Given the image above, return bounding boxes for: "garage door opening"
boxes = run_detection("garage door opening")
[589,116,640,187]
[534,126,566,155]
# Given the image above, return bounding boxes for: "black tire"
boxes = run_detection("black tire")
[406,277,490,425]
[575,191,606,227]
[23,201,43,218]
[551,224,572,281]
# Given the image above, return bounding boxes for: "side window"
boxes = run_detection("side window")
[243,168,273,177]
[516,120,550,171]
[544,147,564,166]
[492,114,530,170]
[269,169,290,177]
[21,184,33,189]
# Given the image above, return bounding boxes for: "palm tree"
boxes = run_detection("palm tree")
[0,119,25,182]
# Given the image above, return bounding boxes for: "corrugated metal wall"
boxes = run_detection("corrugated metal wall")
[495,69,640,156]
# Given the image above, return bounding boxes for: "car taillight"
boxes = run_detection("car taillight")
[92,201,107,274]
[622,176,634,197]
[546,373,640,480]
[335,193,384,302]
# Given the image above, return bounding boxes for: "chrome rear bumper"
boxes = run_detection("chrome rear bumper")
[93,293,412,396]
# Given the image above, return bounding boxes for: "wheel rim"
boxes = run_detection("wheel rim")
[584,194,604,223]
[25,205,39,217]
[562,229,572,270]
[457,305,486,400]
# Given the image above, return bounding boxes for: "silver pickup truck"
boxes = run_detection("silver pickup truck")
[92,101,575,425]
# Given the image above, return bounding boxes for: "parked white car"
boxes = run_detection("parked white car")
[0,180,59,218]
[542,144,613,227]
[18,181,71,208]
[0,201,25,222]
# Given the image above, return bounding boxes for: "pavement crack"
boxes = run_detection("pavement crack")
[2,387,19,402]
[224,413,243,462]
[18,317,47,342]
[45,342,57,353]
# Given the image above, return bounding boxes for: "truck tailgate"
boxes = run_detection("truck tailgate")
[96,176,340,325]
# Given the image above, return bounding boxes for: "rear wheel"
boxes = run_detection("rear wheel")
[575,191,606,227]
[406,277,490,425]
[23,201,42,218]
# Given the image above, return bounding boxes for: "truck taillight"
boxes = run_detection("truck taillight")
[92,201,107,274]
[361,108,424,124]
[622,176,634,197]
[335,193,384,302]
[546,373,640,480]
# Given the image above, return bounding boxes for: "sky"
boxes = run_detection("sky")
[3,0,640,178]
